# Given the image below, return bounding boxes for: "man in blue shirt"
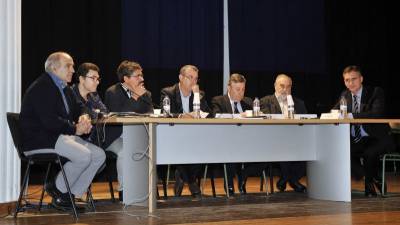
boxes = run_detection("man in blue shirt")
[20,52,105,209]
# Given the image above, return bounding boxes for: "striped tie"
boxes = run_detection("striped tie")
[353,95,362,143]
[233,102,239,114]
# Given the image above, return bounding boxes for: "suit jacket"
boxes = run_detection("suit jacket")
[260,94,307,114]
[104,83,153,113]
[104,83,153,148]
[211,95,253,115]
[333,86,390,139]
[20,73,83,152]
[160,83,211,115]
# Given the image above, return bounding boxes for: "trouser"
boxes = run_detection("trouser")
[280,161,306,183]
[105,137,123,190]
[25,135,105,197]
[351,136,388,182]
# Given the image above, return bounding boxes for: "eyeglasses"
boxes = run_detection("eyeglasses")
[85,76,101,82]
[182,75,199,82]
[129,73,144,79]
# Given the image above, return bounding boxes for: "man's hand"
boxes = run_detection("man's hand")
[192,84,199,93]
[75,114,92,135]
[130,83,147,100]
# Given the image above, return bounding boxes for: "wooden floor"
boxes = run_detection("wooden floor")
[2,176,400,225]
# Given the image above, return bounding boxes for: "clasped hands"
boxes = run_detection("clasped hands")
[75,114,92,135]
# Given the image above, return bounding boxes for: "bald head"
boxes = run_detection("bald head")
[44,52,75,83]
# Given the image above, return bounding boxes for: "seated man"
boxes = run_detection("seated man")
[333,65,394,197]
[211,73,252,195]
[71,63,126,200]
[20,52,106,209]
[104,60,153,200]
[260,74,307,193]
[160,65,210,197]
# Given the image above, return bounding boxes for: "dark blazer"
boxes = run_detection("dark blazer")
[211,95,253,115]
[160,83,211,115]
[333,86,390,139]
[104,83,153,148]
[260,94,307,114]
[104,83,153,113]
[20,73,83,152]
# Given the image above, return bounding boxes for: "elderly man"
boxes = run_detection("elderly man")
[211,73,252,195]
[333,65,394,197]
[20,52,105,209]
[160,65,211,197]
[260,74,307,193]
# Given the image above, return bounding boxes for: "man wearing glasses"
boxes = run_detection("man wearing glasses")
[160,64,211,198]
[104,60,154,200]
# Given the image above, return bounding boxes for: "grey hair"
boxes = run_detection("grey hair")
[44,52,71,73]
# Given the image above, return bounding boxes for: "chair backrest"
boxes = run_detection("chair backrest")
[6,112,25,160]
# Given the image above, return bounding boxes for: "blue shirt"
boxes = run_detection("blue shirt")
[48,72,70,114]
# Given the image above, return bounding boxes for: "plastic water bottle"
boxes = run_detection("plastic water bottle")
[287,95,295,119]
[193,92,201,119]
[162,96,171,116]
[339,96,347,119]
[253,97,260,117]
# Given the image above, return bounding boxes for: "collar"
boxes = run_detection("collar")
[179,83,192,98]
[48,72,67,89]
[121,83,132,98]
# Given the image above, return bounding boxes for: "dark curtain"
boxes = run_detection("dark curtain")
[325,1,397,116]
[228,0,327,113]
[121,0,223,104]
[22,0,122,98]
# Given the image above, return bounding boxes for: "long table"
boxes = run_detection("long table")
[106,117,399,213]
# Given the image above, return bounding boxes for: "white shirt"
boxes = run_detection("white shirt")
[179,83,191,113]
[351,86,369,137]
[228,93,243,113]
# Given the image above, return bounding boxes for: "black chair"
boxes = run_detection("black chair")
[6,112,89,219]
[380,129,400,196]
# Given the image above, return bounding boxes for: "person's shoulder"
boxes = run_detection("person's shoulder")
[211,95,225,104]
[105,83,121,93]
[242,96,253,104]
[260,95,274,102]
[161,83,178,95]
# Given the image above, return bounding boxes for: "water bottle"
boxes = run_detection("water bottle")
[193,92,201,119]
[339,96,347,119]
[162,96,171,116]
[253,97,260,117]
[287,95,295,119]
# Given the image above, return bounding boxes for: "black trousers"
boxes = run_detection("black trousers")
[351,136,389,182]
[175,164,202,184]
[279,161,306,183]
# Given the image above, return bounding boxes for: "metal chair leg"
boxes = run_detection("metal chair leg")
[86,187,96,212]
[14,161,31,218]
[39,163,52,211]
[223,164,229,198]
[57,158,78,220]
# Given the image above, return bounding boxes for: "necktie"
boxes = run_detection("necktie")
[353,95,362,143]
[233,102,239,114]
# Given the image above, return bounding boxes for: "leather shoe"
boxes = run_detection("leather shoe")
[188,182,201,197]
[51,197,85,213]
[365,181,378,197]
[238,179,247,194]
[45,179,62,199]
[289,181,306,193]
[276,178,287,192]
[224,186,235,196]
[174,177,184,197]
[373,178,387,195]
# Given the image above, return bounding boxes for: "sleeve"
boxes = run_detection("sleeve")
[211,97,223,115]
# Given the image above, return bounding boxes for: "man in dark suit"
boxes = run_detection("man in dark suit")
[260,74,307,193]
[333,65,394,197]
[211,73,252,196]
[104,60,153,200]
[20,52,105,209]
[160,65,211,197]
